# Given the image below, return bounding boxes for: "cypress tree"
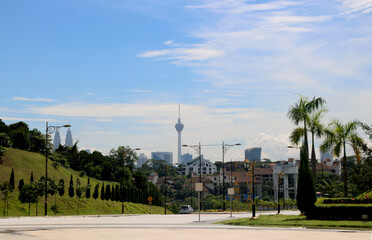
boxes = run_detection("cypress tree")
[9,169,15,191]
[105,184,111,200]
[86,178,91,199]
[76,178,82,198]
[110,185,115,201]
[296,144,317,217]
[115,185,120,202]
[58,179,65,197]
[30,171,34,183]
[18,179,25,192]
[68,175,74,198]
[100,182,105,200]
[93,183,99,200]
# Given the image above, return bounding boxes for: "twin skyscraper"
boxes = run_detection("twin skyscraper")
[53,127,73,150]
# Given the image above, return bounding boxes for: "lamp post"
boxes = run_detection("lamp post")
[277,172,284,214]
[164,160,167,215]
[182,143,202,214]
[45,122,70,216]
[222,142,241,211]
[244,159,256,219]
[122,147,140,214]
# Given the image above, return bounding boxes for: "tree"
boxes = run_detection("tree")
[105,184,111,200]
[100,182,105,200]
[58,179,65,197]
[109,146,138,172]
[30,171,34,183]
[0,182,11,216]
[0,119,9,134]
[290,109,327,180]
[296,144,317,217]
[9,169,15,191]
[75,178,86,215]
[18,183,39,216]
[110,185,115,201]
[86,178,91,199]
[0,133,11,147]
[0,146,5,161]
[288,95,325,155]
[115,185,120,202]
[321,120,364,197]
[8,122,30,150]
[68,175,74,198]
[29,129,45,153]
[18,179,25,192]
[93,183,99,200]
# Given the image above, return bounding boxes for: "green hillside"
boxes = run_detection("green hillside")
[0,148,166,216]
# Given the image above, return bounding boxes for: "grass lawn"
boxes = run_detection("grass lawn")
[220,214,372,230]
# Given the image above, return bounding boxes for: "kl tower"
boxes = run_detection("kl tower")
[175,105,184,164]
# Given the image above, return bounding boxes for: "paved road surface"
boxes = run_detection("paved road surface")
[0,211,370,240]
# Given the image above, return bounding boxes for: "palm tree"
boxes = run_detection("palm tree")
[287,95,326,164]
[320,119,364,197]
[290,109,327,181]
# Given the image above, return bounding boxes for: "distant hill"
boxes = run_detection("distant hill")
[0,148,167,216]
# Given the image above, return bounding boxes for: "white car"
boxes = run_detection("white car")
[179,205,194,214]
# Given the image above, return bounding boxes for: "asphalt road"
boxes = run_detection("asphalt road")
[0,211,370,240]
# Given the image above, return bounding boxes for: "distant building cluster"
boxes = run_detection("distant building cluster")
[151,152,173,165]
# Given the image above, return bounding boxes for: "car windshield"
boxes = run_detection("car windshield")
[181,206,189,210]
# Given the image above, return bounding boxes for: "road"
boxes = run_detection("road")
[0,211,370,240]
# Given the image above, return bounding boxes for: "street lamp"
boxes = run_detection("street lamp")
[45,122,71,216]
[243,159,256,219]
[182,143,202,213]
[122,147,140,214]
[222,142,241,211]
[277,172,284,214]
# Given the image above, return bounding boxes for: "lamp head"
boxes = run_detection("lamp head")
[244,159,250,170]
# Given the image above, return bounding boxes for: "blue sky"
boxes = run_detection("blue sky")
[1,0,372,162]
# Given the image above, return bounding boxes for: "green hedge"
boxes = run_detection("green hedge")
[322,198,372,204]
[309,205,372,221]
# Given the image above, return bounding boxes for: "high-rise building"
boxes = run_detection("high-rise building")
[137,153,148,168]
[175,105,184,164]
[181,153,193,164]
[320,149,333,163]
[151,152,173,165]
[245,147,262,162]
[53,129,61,150]
[65,127,73,147]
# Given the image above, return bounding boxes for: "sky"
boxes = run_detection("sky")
[1,0,371,163]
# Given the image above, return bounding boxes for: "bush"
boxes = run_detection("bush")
[321,198,372,204]
[309,205,372,221]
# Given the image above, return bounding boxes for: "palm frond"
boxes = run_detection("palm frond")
[290,127,305,145]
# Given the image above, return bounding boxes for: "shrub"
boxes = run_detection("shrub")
[309,205,372,221]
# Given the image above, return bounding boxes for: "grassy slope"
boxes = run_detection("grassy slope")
[0,148,166,216]
[220,214,372,230]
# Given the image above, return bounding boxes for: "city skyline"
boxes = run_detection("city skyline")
[1,1,371,162]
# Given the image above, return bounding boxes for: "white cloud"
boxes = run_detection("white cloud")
[79,131,120,135]
[339,0,372,14]
[0,116,59,122]
[12,96,54,102]
[138,47,224,62]
[124,89,152,93]
[84,92,95,95]
[95,118,113,122]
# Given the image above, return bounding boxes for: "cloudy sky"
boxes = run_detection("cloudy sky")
[1,0,371,163]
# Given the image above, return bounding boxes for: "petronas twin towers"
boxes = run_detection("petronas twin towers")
[53,127,73,150]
